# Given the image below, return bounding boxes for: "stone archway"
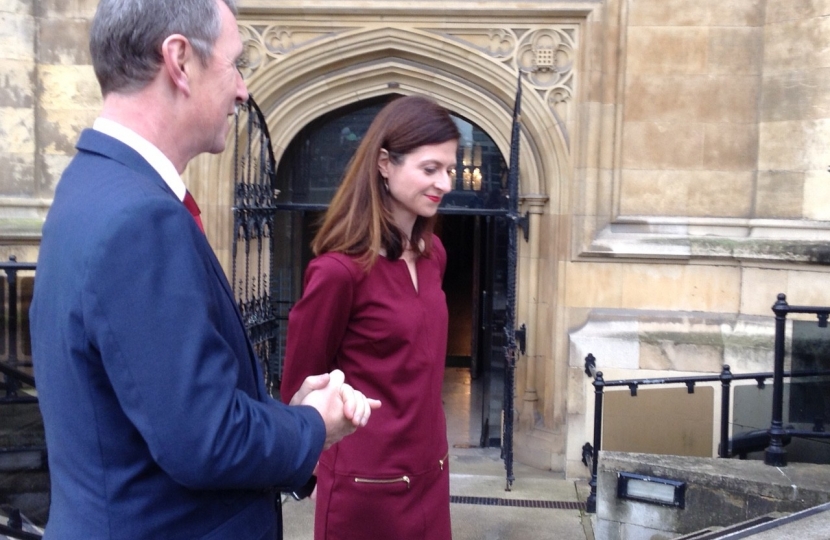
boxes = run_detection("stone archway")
[188,17,577,470]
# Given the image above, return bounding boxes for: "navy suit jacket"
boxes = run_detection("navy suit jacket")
[30,130,325,539]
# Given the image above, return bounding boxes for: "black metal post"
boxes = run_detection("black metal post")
[586,371,605,513]
[765,293,788,466]
[719,364,732,458]
[5,256,19,398]
[8,256,18,365]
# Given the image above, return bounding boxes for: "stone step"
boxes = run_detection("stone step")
[0,450,46,474]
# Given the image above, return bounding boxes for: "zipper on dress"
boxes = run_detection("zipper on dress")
[439,452,449,471]
[354,475,411,489]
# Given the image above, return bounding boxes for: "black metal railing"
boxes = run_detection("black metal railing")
[584,293,830,513]
[1,256,37,403]
[0,257,43,539]
[583,363,830,513]
[765,294,830,466]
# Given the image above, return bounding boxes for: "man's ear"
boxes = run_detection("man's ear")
[161,34,192,96]
[377,148,390,178]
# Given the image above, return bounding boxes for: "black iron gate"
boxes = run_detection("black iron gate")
[231,96,283,396]
[501,72,525,490]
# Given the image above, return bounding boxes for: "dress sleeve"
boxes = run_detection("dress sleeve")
[280,255,356,403]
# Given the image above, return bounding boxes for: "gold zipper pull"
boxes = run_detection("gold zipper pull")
[354,475,411,489]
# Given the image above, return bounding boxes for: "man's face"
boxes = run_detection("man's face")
[191,1,249,155]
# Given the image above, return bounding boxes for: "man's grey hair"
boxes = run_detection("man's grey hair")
[90,0,238,96]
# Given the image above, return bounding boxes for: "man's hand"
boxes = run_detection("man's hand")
[290,370,381,448]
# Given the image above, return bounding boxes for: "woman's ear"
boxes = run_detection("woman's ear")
[377,148,390,178]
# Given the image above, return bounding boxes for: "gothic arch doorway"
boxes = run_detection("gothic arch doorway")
[269,95,513,448]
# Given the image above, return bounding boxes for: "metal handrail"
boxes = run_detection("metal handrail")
[766,294,830,466]
[584,361,830,513]
[1,256,37,401]
[0,257,42,537]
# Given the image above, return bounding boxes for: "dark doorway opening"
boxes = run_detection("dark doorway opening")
[438,214,508,448]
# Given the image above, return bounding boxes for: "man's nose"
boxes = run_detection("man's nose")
[236,72,249,103]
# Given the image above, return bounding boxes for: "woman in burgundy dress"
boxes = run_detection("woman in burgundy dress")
[280,95,460,540]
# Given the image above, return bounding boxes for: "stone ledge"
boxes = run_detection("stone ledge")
[596,451,830,537]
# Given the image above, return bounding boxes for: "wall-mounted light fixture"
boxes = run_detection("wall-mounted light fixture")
[617,472,686,509]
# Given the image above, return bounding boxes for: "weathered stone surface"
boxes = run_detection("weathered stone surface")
[708,26,763,75]
[739,267,788,316]
[686,171,754,218]
[0,12,34,61]
[702,123,758,171]
[41,153,75,195]
[0,154,35,198]
[763,15,830,73]
[620,170,753,218]
[755,171,805,219]
[37,18,92,65]
[0,59,35,108]
[802,171,830,221]
[0,1,33,15]
[625,74,759,125]
[765,0,830,23]
[628,0,764,27]
[761,68,830,123]
[622,122,704,170]
[37,107,96,155]
[626,27,708,75]
[617,263,741,312]
[38,64,99,110]
[758,119,830,172]
[35,0,97,19]
[0,106,34,153]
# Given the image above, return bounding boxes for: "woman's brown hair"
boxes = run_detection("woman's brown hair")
[311,95,461,270]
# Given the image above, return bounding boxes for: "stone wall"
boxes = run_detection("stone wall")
[759,1,830,222]
[0,0,99,246]
[620,0,762,219]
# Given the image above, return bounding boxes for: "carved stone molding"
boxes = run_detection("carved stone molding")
[236,21,577,154]
[429,25,576,147]
[237,24,347,79]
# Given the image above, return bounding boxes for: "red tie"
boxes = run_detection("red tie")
[183,191,205,233]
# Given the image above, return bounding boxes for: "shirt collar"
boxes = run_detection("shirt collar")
[93,117,186,202]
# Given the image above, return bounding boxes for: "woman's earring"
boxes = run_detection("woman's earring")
[382,176,389,192]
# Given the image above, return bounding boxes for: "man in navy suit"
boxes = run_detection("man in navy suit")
[29,0,379,538]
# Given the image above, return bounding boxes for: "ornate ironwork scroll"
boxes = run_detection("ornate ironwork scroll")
[232,96,282,396]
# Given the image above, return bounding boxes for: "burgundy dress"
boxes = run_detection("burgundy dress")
[281,235,451,540]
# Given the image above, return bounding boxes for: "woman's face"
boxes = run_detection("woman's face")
[378,139,457,233]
